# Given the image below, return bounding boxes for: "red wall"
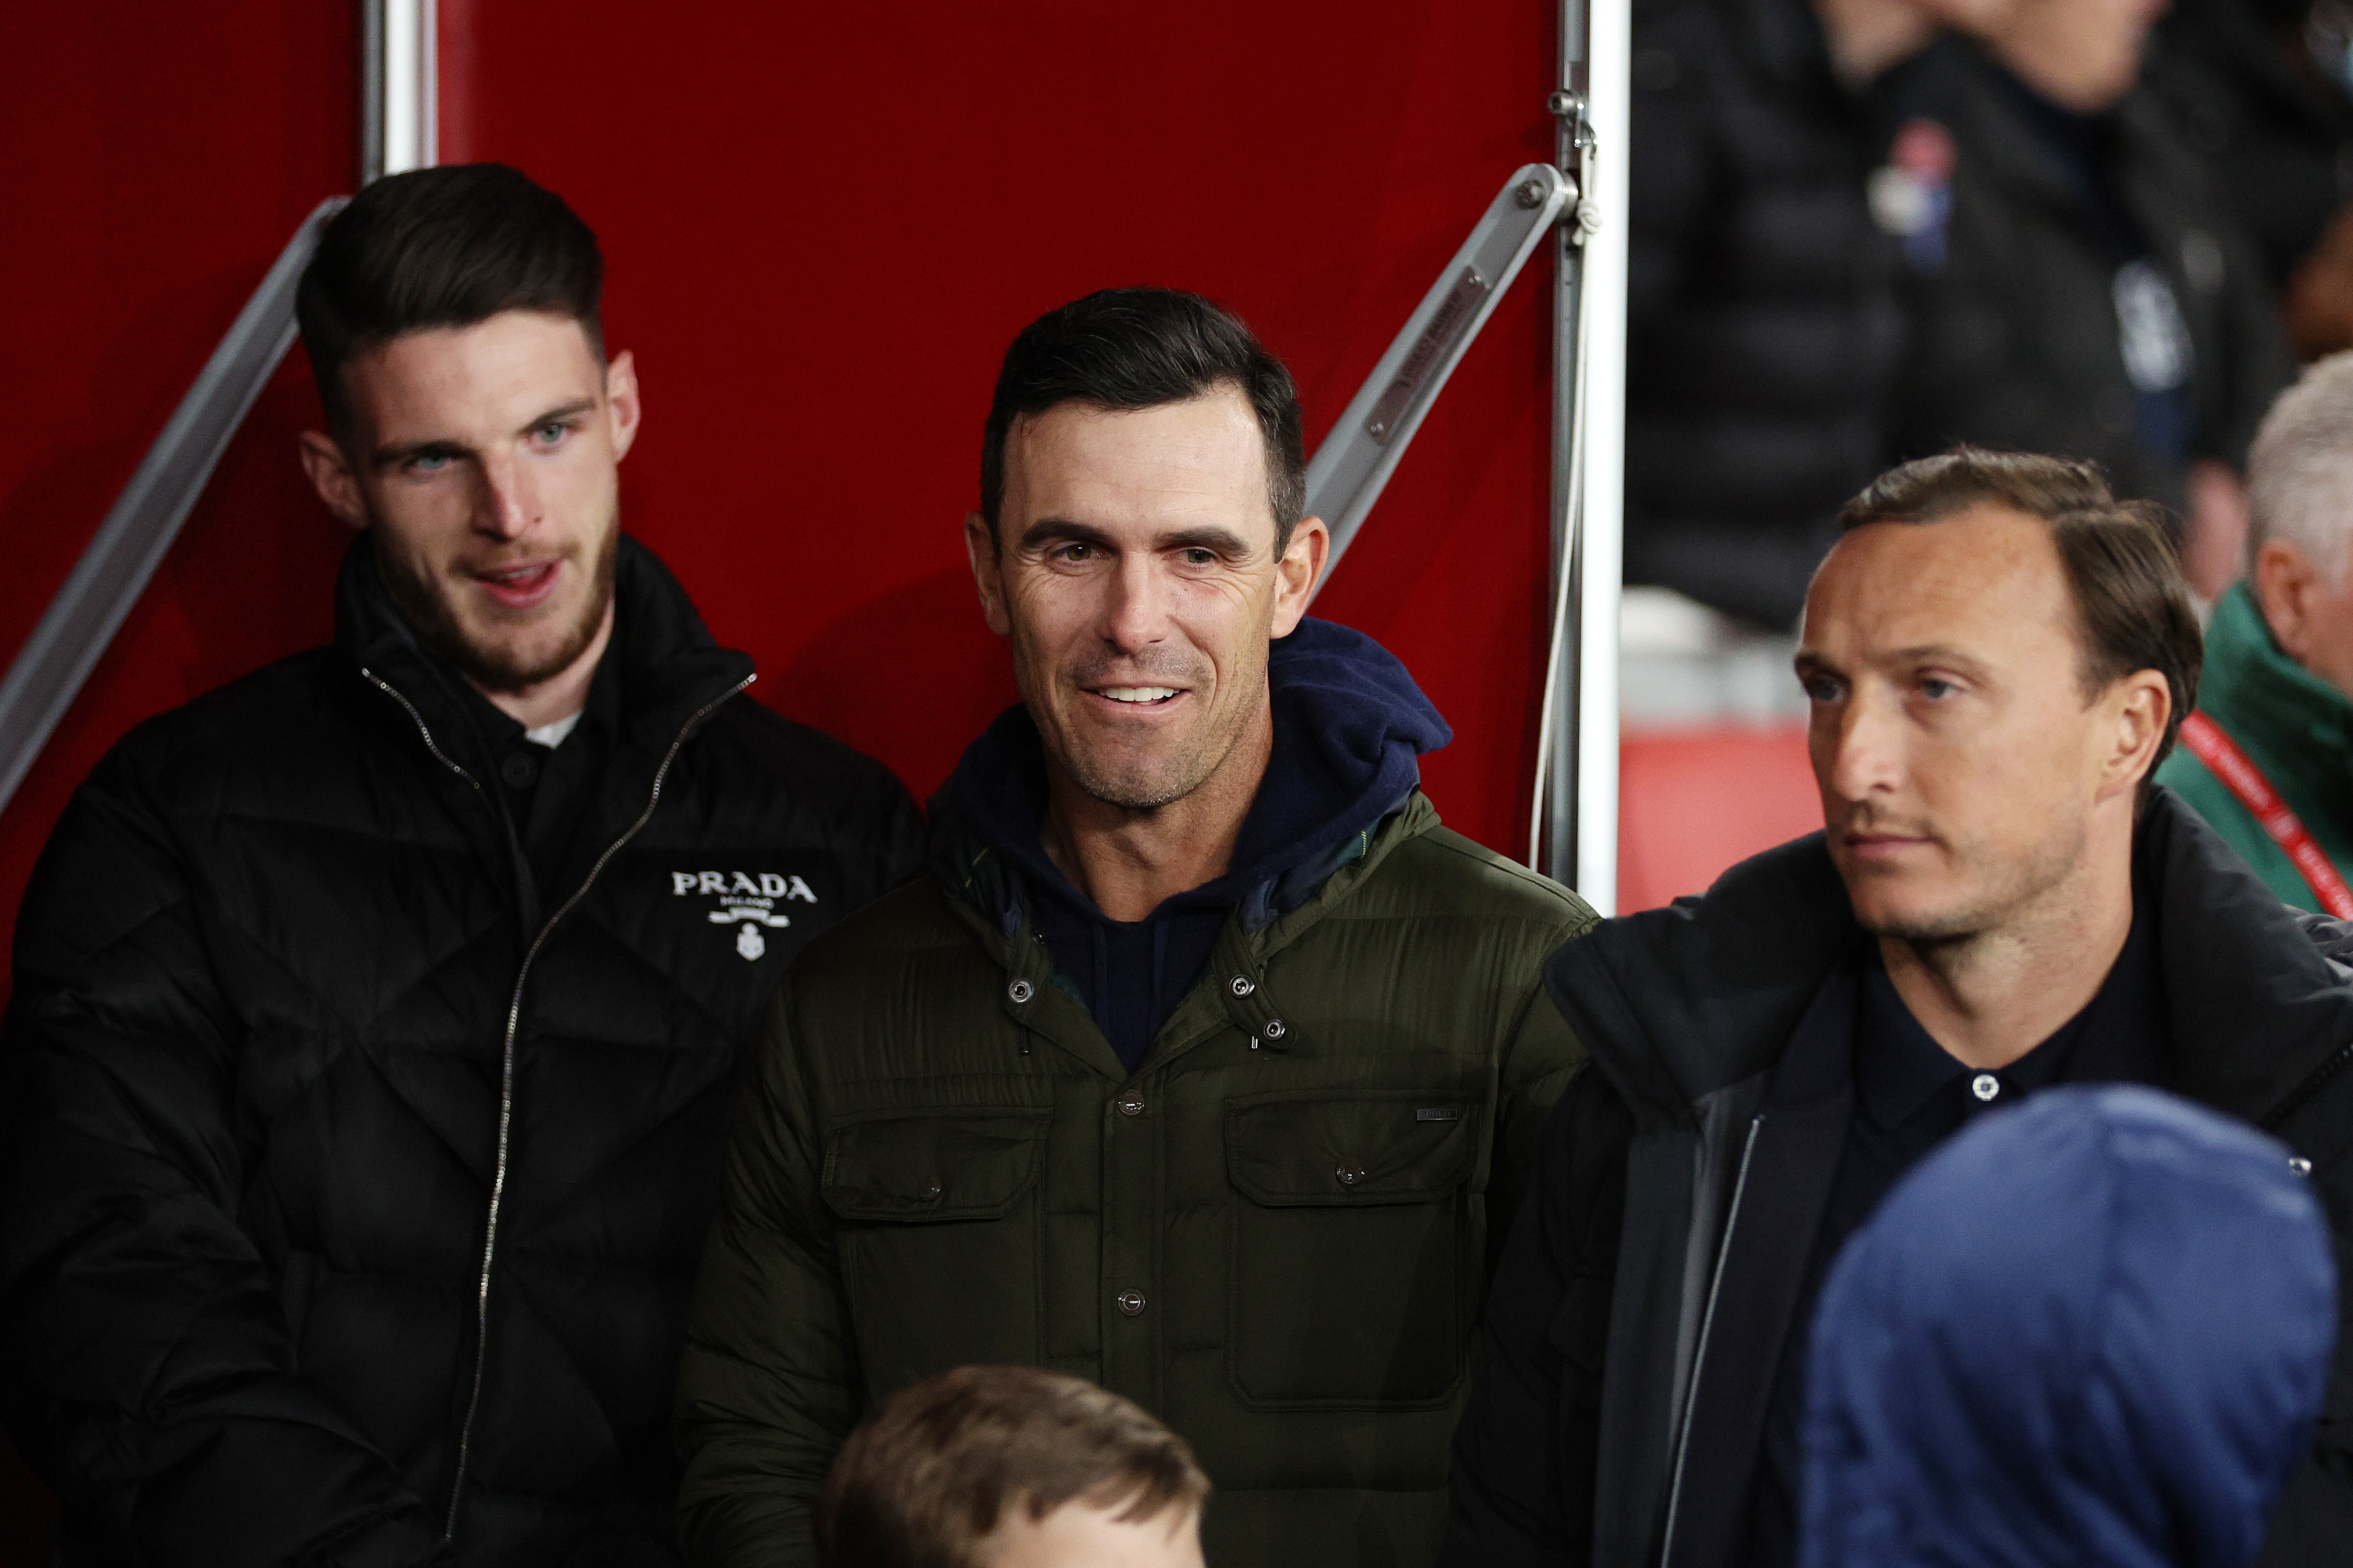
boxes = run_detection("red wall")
[0,6,358,1002]
[438,0,1564,850]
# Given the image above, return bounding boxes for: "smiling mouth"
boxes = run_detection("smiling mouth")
[471,560,560,609]
[1097,686,1181,705]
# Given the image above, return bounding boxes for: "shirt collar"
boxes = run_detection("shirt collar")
[1856,886,2166,1130]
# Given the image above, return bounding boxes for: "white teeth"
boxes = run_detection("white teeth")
[1100,687,1178,704]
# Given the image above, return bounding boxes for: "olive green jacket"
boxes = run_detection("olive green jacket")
[674,793,1594,1567]
[2156,581,2353,912]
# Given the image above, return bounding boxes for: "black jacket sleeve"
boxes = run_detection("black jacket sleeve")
[0,748,444,1566]
[1444,1059,1634,1568]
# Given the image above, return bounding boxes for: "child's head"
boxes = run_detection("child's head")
[818,1366,1210,1568]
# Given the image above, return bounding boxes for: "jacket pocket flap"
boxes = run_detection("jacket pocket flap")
[1226,1091,1477,1206]
[822,1109,1051,1223]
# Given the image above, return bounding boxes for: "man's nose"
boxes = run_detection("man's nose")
[1098,551,1171,654]
[1820,686,1906,803]
[470,449,541,541]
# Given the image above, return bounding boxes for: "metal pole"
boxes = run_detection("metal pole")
[1530,0,1626,912]
[1576,0,1631,914]
[364,0,437,182]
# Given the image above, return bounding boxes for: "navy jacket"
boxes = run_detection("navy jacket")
[1801,1085,2336,1568]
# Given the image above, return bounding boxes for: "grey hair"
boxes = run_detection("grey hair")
[2248,351,2353,587]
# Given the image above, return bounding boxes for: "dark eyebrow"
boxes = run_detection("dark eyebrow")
[371,436,469,470]
[1017,517,1116,553]
[517,398,597,437]
[369,399,600,470]
[1014,518,1255,557]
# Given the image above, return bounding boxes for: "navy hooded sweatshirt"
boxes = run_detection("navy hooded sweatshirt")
[937,616,1452,1070]
[1799,1084,2337,1568]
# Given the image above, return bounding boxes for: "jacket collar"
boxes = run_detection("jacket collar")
[2197,580,2353,765]
[1547,787,2353,1136]
[335,531,755,774]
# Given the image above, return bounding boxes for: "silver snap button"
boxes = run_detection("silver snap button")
[1116,1290,1146,1317]
[1262,1019,1287,1041]
[1230,975,1255,997]
[2291,1155,2314,1176]
[1116,1095,1144,1117]
[1336,1162,1365,1187]
[922,1178,944,1201]
[1007,978,1035,1004]
[1970,1073,1999,1102]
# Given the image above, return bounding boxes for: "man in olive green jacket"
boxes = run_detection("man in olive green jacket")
[673,289,1593,1568]
[2157,353,2353,913]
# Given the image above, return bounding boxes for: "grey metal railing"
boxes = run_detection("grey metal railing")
[0,199,346,816]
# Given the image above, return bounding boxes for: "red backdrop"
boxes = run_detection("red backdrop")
[0,0,1573,1007]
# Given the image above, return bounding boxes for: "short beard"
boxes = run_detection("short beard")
[376,523,618,695]
[1852,813,2088,951]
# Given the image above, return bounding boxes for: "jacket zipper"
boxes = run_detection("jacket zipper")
[2262,1035,2353,1135]
[365,666,755,1542]
[1656,1111,1764,1568]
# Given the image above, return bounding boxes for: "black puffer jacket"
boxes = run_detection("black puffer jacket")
[2144,0,2353,291]
[1885,41,2294,513]
[1624,0,1906,629]
[0,537,923,1566]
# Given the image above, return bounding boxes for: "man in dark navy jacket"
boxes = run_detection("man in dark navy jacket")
[0,165,922,1566]
[1444,448,2353,1568]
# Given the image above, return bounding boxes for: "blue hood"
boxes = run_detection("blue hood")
[936,616,1450,1067]
[1799,1085,2336,1568]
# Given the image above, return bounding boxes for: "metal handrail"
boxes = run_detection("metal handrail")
[0,199,345,817]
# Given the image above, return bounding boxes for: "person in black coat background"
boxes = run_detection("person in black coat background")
[0,166,923,1566]
[1622,0,1912,630]
[2144,0,2353,360]
[1881,0,2295,597]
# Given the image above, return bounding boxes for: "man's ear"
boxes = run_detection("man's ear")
[2254,538,2320,662]
[604,350,642,464]
[965,511,1012,637]
[298,430,369,531]
[1269,515,1330,638]
[2102,668,2172,797]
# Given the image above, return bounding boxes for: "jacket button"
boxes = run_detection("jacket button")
[500,751,538,789]
[922,1178,944,1201]
[2291,1156,2314,1176]
[1007,978,1035,1004]
[1261,1018,1287,1042]
[1336,1162,1365,1187]
[1230,975,1255,997]
[1116,1289,1146,1316]
[1970,1073,2000,1102]
[1116,1095,1144,1117]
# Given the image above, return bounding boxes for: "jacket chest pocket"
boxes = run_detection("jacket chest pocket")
[822,1108,1050,1396]
[1223,1090,1479,1410]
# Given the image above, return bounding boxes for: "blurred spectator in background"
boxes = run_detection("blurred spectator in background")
[1882,0,2294,598]
[817,1367,1208,1568]
[1621,0,1915,629]
[2159,353,2353,913]
[2145,0,2353,359]
[1799,1086,2337,1568]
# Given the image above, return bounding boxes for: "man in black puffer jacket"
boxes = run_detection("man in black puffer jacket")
[0,166,922,1566]
[1624,0,1909,629]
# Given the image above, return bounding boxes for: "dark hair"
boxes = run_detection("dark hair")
[980,287,1306,551]
[1837,449,2203,786]
[818,1366,1210,1568]
[296,163,604,430]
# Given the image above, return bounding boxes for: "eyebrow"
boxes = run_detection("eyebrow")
[1015,517,1255,556]
[369,398,600,469]
[1794,643,1994,677]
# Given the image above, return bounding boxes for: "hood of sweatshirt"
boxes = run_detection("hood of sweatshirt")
[1798,1084,2337,1568]
[933,616,1451,1068]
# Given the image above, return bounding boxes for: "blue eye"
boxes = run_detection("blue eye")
[535,422,568,445]
[409,453,450,474]
[1922,677,1955,700]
